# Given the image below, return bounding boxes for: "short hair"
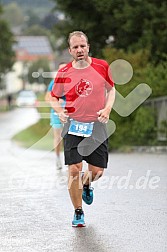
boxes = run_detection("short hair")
[68,31,89,46]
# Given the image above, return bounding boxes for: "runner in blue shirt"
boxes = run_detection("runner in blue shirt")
[45,63,66,169]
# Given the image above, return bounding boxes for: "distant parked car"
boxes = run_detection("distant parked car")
[16,90,37,107]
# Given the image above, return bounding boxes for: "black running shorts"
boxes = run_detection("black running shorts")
[62,121,108,168]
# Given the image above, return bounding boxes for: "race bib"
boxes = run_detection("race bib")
[68,120,94,137]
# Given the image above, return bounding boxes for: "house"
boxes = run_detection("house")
[13,36,54,62]
[5,36,55,93]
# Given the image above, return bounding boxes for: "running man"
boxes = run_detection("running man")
[51,31,115,226]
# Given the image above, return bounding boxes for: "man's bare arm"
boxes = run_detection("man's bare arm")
[97,87,115,123]
[50,96,69,123]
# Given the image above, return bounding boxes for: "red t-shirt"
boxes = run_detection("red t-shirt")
[51,57,114,122]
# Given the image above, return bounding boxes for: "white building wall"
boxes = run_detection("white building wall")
[5,61,23,94]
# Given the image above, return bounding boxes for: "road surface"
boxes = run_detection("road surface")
[0,108,167,252]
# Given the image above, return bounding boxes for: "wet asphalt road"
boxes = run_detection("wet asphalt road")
[0,108,167,252]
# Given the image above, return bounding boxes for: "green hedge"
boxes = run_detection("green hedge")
[104,48,167,150]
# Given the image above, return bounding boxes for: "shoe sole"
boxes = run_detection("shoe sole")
[72,223,86,227]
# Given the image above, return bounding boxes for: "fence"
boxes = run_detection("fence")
[144,96,167,141]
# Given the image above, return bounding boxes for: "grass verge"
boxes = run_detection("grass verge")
[12,93,54,150]
[12,119,54,150]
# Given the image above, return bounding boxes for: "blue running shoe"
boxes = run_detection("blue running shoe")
[82,185,94,205]
[72,208,86,227]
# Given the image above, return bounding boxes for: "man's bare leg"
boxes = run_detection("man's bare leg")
[53,128,63,169]
[82,164,104,186]
[53,128,62,157]
[82,165,104,205]
[68,162,83,209]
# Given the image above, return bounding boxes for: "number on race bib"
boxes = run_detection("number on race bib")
[68,120,94,137]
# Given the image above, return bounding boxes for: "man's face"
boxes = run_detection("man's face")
[68,35,90,62]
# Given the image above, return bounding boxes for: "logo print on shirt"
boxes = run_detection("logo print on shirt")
[75,79,93,97]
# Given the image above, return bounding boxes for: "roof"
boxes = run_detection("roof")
[14,36,53,55]
[13,36,54,62]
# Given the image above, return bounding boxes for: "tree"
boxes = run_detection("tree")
[2,2,24,27]
[23,25,50,36]
[52,0,167,62]
[131,107,156,145]
[0,5,15,75]
[41,13,59,29]
[24,9,41,28]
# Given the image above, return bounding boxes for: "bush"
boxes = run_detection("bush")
[131,107,156,145]
[104,47,166,149]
